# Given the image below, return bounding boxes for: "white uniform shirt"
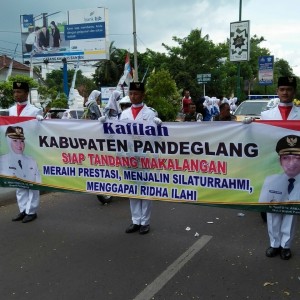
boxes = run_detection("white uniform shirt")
[0,153,41,183]
[259,173,300,203]
[261,105,300,120]
[9,102,43,117]
[120,104,157,122]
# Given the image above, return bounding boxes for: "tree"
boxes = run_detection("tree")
[161,29,222,99]
[40,68,97,109]
[50,93,68,109]
[145,69,180,121]
[93,42,128,87]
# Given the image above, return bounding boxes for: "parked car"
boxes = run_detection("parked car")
[234,99,270,121]
[45,108,84,119]
[65,109,84,119]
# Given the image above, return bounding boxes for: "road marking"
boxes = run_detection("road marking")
[133,235,212,300]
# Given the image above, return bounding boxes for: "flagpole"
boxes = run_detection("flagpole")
[132,0,138,81]
[141,66,149,83]
[5,44,18,81]
[68,58,80,108]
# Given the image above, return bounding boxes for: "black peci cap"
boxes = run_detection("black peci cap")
[277,76,297,88]
[13,81,29,92]
[129,82,145,92]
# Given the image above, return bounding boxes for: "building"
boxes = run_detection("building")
[0,55,40,81]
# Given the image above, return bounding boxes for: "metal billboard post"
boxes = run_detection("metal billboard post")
[62,58,68,97]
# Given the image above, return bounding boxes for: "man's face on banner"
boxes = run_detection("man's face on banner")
[10,138,25,154]
[280,154,300,177]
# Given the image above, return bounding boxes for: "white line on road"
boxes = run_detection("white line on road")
[133,235,213,300]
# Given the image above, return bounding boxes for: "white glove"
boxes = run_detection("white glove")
[242,117,253,124]
[153,117,162,125]
[98,115,107,123]
[36,115,44,121]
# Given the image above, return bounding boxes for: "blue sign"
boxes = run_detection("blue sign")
[258,55,274,86]
[22,14,34,28]
[64,22,105,40]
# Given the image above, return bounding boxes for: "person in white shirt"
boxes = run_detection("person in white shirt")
[259,76,299,260]
[8,81,43,223]
[119,82,161,235]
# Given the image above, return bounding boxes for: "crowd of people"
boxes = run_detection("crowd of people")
[181,89,238,122]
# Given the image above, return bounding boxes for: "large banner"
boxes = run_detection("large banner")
[20,7,109,63]
[1,117,300,215]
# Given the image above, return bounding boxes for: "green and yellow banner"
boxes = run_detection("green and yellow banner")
[1,117,300,214]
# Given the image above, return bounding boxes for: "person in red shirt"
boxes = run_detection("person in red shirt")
[181,89,193,114]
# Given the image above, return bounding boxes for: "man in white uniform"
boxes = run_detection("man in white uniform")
[119,82,161,234]
[259,76,299,259]
[8,81,43,223]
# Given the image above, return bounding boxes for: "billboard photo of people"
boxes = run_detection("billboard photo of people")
[20,7,109,63]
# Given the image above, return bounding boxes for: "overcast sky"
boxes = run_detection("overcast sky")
[0,0,299,76]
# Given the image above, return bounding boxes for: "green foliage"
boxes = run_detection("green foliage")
[41,69,96,109]
[161,29,222,99]
[145,69,180,121]
[93,42,126,87]
[0,81,14,108]
[50,93,68,109]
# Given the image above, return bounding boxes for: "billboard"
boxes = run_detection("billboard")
[258,55,274,86]
[20,7,109,63]
[229,20,250,62]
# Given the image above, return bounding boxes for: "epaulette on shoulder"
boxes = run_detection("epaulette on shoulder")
[149,107,157,113]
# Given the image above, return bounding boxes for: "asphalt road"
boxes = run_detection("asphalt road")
[0,191,300,300]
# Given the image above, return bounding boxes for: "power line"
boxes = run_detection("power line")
[0,31,20,34]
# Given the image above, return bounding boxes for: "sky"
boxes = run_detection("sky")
[0,0,299,77]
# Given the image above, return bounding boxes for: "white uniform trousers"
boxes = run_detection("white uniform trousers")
[130,199,153,226]
[16,188,40,215]
[267,213,297,248]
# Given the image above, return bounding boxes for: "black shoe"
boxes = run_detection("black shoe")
[280,248,292,260]
[139,225,150,235]
[125,224,140,233]
[266,247,280,257]
[12,211,26,221]
[22,214,37,223]
[261,212,267,223]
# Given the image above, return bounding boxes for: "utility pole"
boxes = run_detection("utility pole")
[132,0,138,81]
